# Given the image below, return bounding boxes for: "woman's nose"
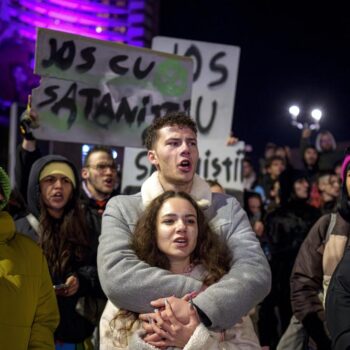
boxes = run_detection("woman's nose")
[54,179,63,188]
[175,219,186,231]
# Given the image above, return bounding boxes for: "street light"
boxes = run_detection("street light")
[288,105,323,130]
[309,108,322,130]
[289,105,300,119]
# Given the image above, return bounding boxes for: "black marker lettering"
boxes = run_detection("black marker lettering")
[137,96,150,125]
[109,55,129,75]
[208,51,228,88]
[222,158,233,182]
[195,96,217,133]
[38,85,59,107]
[51,82,77,128]
[212,158,221,177]
[92,93,114,129]
[115,97,138,125]
[76,47,96,73]
[184,45,202,82]
[133,57,155,80]
[42,39,75,70]
[135,151,149,181]
[204,150,211,178]
[79,88,101,119]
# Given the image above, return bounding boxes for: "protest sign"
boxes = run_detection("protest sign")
[152,36,240,143]
[31,28,193,147]
[121,141,245,193]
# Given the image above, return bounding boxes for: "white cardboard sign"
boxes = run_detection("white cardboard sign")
[152,36,240,143]
[31,28,193,147]
[122,141,245,193]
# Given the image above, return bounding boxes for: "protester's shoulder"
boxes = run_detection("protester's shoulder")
[106,192,142,209]
[211,191,240,207]
[306,213,332,240]
[15,215,31,232]
[13,231,43,257]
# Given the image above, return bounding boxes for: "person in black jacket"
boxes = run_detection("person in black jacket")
[15,155,97,348]
[258,171,321,348]
[326,245,350,350]
[15,103,119,349]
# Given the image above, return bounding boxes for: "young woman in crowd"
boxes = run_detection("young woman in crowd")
[100,191,260,349]
[15,155,97,349]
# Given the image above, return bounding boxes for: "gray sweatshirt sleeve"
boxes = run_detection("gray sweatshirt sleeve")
[97,194,271,330]
[193,195,271,330]
[97,195,202,314]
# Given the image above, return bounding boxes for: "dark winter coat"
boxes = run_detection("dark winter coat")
[15,154,95,343]
[326,244,350,349]
[290,213,350,348]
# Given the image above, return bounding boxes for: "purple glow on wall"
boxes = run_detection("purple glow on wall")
[18,0,127,27]
[45,0,128,15]
[7,0,153,46]
[0,0,158,107]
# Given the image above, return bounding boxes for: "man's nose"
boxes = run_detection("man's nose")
[180,142,190,154]
[104,166,113,175]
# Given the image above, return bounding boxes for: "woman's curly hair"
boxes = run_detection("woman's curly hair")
[111,191,232,345]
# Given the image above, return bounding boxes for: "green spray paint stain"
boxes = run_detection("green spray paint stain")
[153,60,188,97]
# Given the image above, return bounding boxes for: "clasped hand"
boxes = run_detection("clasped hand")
[139,294,200,349]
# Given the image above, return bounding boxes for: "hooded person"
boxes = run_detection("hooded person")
[14,155,98,348]
[302,145,319,181]
[16,155,79,240]
[0,166,59,349]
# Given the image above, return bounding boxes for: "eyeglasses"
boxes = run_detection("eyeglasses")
[87,163,117,173]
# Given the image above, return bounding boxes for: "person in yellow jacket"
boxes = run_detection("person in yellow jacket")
[0,166,59,349]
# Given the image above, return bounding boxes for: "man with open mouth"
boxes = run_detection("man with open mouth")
[98,111,271,348]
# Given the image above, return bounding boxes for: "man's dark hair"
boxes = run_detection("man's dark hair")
[206,179,224,190]
[243,157,254,167]
[144,112,197,150]
[83,145,114,167]
[265,155,285,169]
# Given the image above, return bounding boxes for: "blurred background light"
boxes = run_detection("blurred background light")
[288,105,300,118]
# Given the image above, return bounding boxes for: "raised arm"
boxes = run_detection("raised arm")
[299,126,312,159]
[15,102,41,202]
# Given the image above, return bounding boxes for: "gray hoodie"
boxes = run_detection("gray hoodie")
[15,154,80,242]
[97,172,271,331]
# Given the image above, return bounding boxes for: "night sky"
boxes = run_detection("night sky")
[158,0,350,158]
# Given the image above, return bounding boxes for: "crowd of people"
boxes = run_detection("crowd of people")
[0,103,349,350]
[237,128,350,349]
